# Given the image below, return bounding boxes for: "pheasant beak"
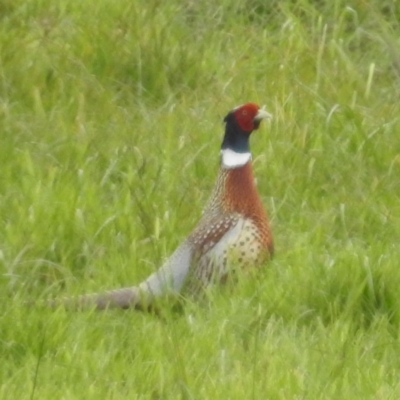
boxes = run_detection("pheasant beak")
[255,106,272,121]
[253,106,272,129]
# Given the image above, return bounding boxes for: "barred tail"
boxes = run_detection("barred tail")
[45,286,142,310]
[40,241,194,310]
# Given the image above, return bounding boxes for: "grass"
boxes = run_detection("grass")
[1,0,400,398]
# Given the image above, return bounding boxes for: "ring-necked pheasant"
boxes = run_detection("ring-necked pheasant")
[46,102,273,310]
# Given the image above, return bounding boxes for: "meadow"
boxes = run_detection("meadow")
[1,0,400,398]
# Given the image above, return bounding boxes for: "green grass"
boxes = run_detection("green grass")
[1,0,400,398]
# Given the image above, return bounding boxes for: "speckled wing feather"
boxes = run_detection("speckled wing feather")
[183,213,244,293]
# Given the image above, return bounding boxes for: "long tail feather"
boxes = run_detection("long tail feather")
[45,286,142,310]
[39,241,194,310]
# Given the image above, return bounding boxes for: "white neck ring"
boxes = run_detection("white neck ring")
[221,149,251,168]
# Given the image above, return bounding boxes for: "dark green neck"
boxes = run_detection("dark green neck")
[221,112,251,153]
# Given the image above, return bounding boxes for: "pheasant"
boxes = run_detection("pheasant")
[46,102,273,310]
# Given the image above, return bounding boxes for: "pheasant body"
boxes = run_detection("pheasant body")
[185,161,273,292]
[44,102,273,310]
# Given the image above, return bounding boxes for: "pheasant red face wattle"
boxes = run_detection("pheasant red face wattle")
[232,103,272,133]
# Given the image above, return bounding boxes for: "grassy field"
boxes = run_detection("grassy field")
[1,0,400,398]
